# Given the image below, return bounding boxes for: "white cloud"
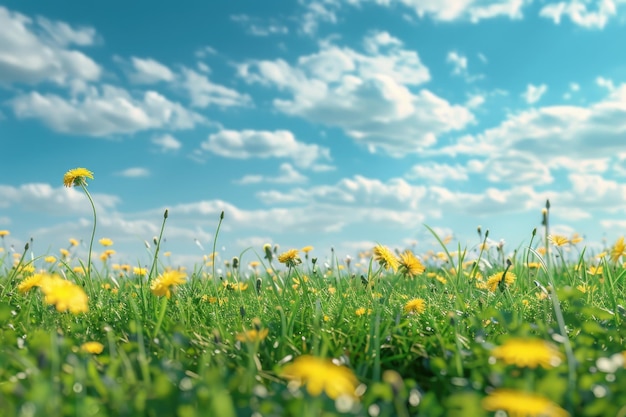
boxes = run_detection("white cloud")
[201,129,331,169]
[239,32,474,156]
[466,94,486,108]
[0,183,119,215]
[11,85,207,136]
[116,167,150,178]
[180,67,252,108]
[300,1,339,35]
[479,151,554,185]
[36,16,98,47]
[234,163,308,185]
[596,76,615,91]
[540,0,621,29]
[0,6,100,85]
[128,57,175,84]
[352,0,527,22]
[405,162,469,183]
[522,83,548,104]
[152,134,182,152]
[230,14,289,36]
[446,51,467,75]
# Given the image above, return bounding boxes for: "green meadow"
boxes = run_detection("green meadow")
[1,169,626,417]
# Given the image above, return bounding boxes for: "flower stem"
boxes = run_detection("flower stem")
[211,211,225,280]
[153,296,168,339]
[81,183,97,292]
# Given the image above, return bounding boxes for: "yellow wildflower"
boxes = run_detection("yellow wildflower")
[587,265,603,276]
[17,273,51,293]
[150,270,187,298]
[99,238,113,247]
[398,250,425,278]
[486,271,516,292]
[69,238,79,247]
[301,245,314,254]
[491,338,563,368]
[281,355,359,400]
[80,341,104,354]
[355,307,367,317]
[404,298,426,314]
[0,230,9,237]
[41,277,89,314]
[548,235,569,247]
[133,267,148,276]
[63,167,94,188]
[278,249,301,267]
[236,328,269,343]
[373,244,399,272]
[44,256,57,264]
[482,389,569,417]
[611,237,626,263]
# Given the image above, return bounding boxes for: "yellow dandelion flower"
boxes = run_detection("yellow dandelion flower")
[80,341,104,354]
[548,235,569,247]
[69,238,79,247]
[482,389,569,417]
[133,267,148,276]
[611,237,626,263]
[596,251,607,259]
[163,251,171,257]
[226,282,248,291]
[249,261,260,269]
[527,262,541,269]
[0,230,9,237]
[355,307,367,317]
[236,328,269,343]
[59,248,70,258]
[278,249,301,267]
[17,273,51,293]
[404,298,426,314]
[150,270,187,298]
[63,167,94,188]
[301,245,314,254]
[570,233,583,245]
[491,338,563,368]
[281,355,359,400]
[99,238,113,247]
[486,271,516,292]
[41,277,89,314]
[44,255,57,264]
[398,250,425,278]
[328,286,336,295]
[587,265,603,276]
[373,245,399,273]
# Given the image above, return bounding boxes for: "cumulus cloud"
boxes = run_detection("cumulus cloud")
[230,14,289,36]
[11,85,207,136]
[0,6,100,85]
[405,162,469,183]
[238,31,473,156]
[200,129,331,169]
[446,51,468,75]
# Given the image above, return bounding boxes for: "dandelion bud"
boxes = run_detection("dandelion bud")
[144,240,151,249]
[153,236,158,246]
[220,210,224,220]
[232,257,239,269]
[545,199,550,210]
[263,244,273,262]
[24,242,29,251]
[477,225,482,238]
[164,209,169,219]
[532,228,537,237]
[485,230,489,238]
[256,277,262,294]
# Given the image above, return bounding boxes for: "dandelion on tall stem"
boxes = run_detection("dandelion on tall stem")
[63,168,96,289]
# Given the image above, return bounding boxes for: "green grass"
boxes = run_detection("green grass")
[1,221,626,417]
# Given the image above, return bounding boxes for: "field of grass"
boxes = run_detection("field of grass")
[2,169,626,417]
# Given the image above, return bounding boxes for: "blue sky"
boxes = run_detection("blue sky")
[1,0,626,269]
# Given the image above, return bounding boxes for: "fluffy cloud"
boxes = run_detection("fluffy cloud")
[230,14,289,36]
[238,32,473,156]
[540,0,622,29]
[405,162,469,183]
[0,6,100,85]
[446,51,468,75]
[11,85,207,136]
[201,129,331,169]
[128,57,176,84]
